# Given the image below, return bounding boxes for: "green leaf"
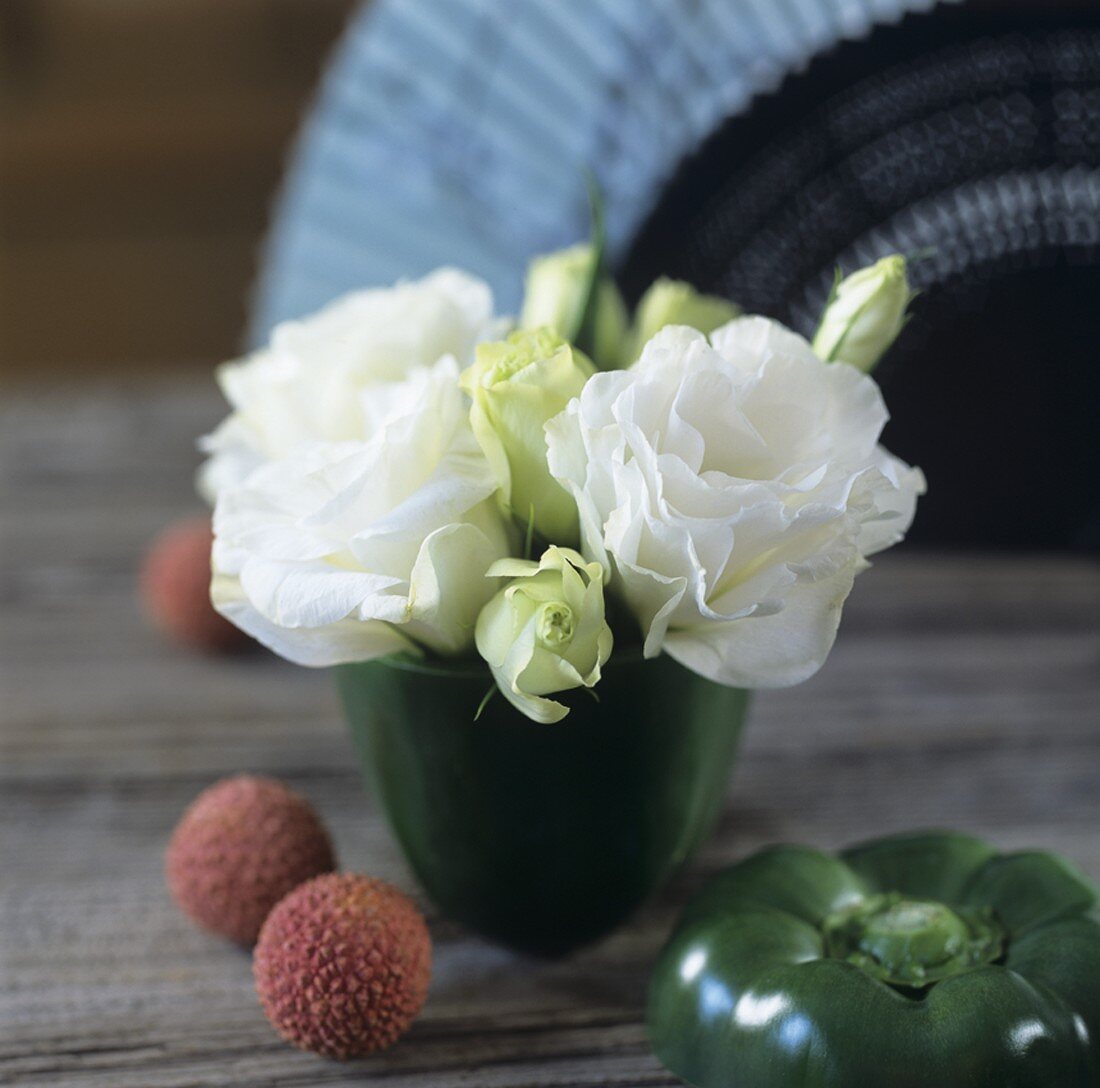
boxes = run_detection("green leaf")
[523,503,536,560]
[473,684,498,722]
[574,171,607,362]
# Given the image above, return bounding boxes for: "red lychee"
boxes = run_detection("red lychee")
[166,776,335,944]
[253,873,432,1059]
[140,516,248,652]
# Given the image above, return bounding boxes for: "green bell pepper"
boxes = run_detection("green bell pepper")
[648,831,1100,1088]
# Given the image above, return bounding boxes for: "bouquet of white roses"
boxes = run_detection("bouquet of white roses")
[203,244,923,723]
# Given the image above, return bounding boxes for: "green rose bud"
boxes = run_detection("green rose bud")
[624,277,741,366]
[519,243,627,370]
[460,328,593,544]
[812,255,914,372]
[475,546,613,724]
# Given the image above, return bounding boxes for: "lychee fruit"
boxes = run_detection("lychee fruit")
[253,873,432,1059]
[166,776,335,944]
[140,516,248,652]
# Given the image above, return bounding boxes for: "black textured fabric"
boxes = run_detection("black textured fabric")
[623,4,1100,551]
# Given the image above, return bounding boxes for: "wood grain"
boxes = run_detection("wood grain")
[1,378,1098,1086]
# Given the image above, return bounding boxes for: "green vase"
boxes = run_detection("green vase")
[336,651,748,956]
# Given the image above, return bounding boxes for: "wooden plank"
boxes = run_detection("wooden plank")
[1,377,1098,1086]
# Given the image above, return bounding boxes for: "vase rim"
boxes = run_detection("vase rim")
[367,644,649,680]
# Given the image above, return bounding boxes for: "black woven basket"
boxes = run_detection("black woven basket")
[624,2,1100,551]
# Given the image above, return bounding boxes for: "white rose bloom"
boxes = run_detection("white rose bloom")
[211,359,513,667]
[199,268,503,501]
[545,318,925,689]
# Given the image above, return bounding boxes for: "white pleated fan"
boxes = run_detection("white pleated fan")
[251,0,947,340]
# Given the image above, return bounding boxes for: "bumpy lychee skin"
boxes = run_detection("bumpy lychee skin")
[140,517,248,652]
[253,873,432,1059]
[166,776,335,944]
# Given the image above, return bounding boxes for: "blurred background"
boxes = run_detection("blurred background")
[0,0,355,381]
[2,0,1099,549]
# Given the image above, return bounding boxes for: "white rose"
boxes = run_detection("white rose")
[199,268,503,501]
[211,359,514,666]
[545,318,925,689]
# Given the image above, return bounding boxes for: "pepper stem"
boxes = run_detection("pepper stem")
[822,894,1004,989]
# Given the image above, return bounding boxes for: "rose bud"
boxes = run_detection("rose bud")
[460,328,592,544]
[475,546,613,724]
[624,278,741,367]
[812,254,914,372]
[519,243,627,370]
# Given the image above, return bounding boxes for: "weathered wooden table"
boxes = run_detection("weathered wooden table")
[2,377,1098,1087]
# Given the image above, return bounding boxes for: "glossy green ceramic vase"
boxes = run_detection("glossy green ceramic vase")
[336,652,748,956]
